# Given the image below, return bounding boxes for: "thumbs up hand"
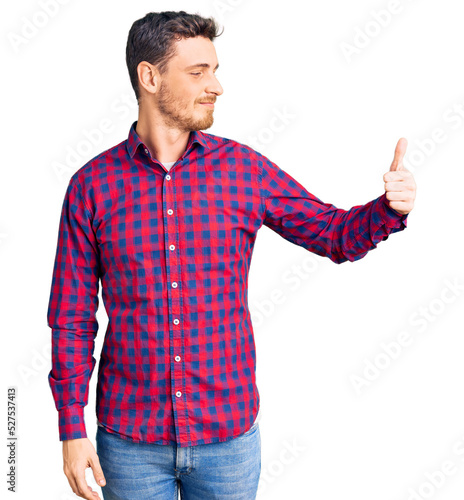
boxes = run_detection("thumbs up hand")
[383,138,416,215]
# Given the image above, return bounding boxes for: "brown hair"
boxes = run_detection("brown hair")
[126,11,223,103]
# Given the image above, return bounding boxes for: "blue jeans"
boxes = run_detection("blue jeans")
[95,421,261,499]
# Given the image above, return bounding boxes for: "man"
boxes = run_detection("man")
[47,10,416,500]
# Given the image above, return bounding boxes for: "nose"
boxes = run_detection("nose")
[205,73,223,96]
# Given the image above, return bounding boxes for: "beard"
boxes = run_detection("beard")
[156,80,214,132]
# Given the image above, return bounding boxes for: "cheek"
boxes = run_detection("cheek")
[180,81,201,103]
[179,89,196,108]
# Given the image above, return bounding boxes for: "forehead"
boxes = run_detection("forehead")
[170,36,218,69]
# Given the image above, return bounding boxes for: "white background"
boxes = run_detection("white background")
[2,0,464,499]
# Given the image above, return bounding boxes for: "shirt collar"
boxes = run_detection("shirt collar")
[126,120,211,159]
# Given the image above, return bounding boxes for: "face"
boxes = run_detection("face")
[155,36,223,132]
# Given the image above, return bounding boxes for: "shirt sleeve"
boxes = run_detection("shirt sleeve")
[259,156,408,264]
[47,177,100,441]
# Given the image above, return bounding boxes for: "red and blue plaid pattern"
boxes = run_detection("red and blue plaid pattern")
[47,120,408,445]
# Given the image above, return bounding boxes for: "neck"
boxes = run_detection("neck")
[136,105,191,163]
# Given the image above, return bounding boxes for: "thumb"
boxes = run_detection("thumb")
[390,137,408,171]
[90,455,106,487]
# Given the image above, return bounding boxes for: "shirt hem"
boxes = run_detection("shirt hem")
[96,401,261,447]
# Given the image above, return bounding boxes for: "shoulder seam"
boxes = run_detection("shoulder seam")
[257,155,265,211]
[72,140,125,178]
[71,177,94,221]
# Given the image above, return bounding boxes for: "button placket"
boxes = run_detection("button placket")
[163,170,187,437]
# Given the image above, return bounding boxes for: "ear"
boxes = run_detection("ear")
[137,61,160,97]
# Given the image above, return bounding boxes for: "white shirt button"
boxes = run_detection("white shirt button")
[144,148,149,154]
[166,174,171,181]
[173,319,179,325]
[176,391,182,397]
[167,209,173,215]
[169,244,175,251]
[175,355,181,362]
[172,282,177,288]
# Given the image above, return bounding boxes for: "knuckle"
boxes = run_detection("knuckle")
[77,488,88,499]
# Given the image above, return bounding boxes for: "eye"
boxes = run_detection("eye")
[190,72,201,76]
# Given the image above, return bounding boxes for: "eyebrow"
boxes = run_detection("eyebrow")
[184,63,219,71]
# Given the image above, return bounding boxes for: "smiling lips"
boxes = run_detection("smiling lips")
[199,101,215,108]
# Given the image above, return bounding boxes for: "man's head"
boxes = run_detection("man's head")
[126,11,224,132]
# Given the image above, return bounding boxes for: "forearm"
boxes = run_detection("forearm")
[48,323,98,440]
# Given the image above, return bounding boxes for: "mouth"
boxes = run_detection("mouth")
[199,102,215,109]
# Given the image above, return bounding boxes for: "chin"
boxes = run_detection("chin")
[201,118,214,130]
[190,114,214,131]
